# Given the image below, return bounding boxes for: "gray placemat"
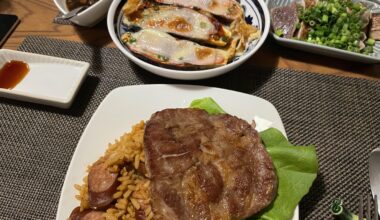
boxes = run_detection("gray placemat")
[1,36,379,220]
[53,12,73,25]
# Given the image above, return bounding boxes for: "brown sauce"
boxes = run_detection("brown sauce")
[66,0,99,11]
[168,17,192,32]
[128,11,143,22]
[0,60,29,89]
[147,19,165,28]
[195,48,213,60]
[208,0,218,9]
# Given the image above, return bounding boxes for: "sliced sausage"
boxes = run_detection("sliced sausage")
[69,207,82,220]
[69,207,105,220]
[136,209,146,220]
[88,162,119,209]
[81,210,106,220]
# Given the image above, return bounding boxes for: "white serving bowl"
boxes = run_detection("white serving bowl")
[107,0,271,80]
[54,0,113,27]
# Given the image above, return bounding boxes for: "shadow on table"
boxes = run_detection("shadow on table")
[72,20,112,74]
[300,173,327,219]
[0,75,99,117]
[131,62,277,94]
[0,1,11,12]
[250,37,281,68]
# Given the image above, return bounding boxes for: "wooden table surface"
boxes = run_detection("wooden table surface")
[1,0,380,81]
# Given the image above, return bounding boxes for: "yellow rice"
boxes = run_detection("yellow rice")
[74,121,154,220]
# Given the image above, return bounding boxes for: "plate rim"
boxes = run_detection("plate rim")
[56,84,299,220]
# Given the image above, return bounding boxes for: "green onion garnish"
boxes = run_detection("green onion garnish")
[275,29,283,37]
[367,38,376,46]
[297,0,375,54]
[331,198,361,220]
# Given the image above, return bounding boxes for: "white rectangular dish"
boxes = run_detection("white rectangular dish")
[267,0,380,63]
[0,49,89,108]
[56,84,299,220]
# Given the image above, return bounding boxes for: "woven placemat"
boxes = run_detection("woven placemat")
[1,36,379,220]
[53,12,73,25]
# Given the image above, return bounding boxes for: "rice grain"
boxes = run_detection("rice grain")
[74,121,154,219]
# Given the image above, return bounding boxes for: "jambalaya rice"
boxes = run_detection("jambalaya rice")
[74,121,154,220]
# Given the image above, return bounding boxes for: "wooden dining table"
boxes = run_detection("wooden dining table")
[1,1,380,220]
[1,0,380,81]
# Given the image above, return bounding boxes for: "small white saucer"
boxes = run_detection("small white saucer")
[0,49,89,109]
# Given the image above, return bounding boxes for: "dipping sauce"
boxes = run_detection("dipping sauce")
[0,60,29,89]
[66,0,99,11]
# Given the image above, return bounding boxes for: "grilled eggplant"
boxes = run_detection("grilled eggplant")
[121,29,235,68]
[123,5,231,46]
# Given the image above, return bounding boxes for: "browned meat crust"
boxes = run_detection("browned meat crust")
[144,108,277,220]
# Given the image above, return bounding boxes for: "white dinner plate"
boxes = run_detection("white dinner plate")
[56,84,298,220]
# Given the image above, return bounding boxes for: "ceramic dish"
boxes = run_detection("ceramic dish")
[55,84,299,220]
[54,0,113,27]
[107,0,270,80]
[0,49,89,108]
[267,0,380,63]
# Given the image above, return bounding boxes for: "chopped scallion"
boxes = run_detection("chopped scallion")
[275,29,283,37]
[295,0,376,54]
[322,14,329,22]
[367,38,376,46]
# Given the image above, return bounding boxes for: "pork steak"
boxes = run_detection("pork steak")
[143,108,277,219]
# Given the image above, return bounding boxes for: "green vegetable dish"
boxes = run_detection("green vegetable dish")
[271,0,379,55]
[191,97,319,220]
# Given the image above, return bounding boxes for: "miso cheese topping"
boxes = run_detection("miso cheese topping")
[123,29,229,67]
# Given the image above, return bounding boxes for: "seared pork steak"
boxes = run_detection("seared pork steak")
[144,108,277,219]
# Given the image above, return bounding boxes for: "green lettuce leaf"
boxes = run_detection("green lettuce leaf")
[251,128,318,220]
[189,97,319,220]
[190,97,226,114]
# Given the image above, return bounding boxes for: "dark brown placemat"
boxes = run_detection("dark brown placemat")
[0,36,379,220]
